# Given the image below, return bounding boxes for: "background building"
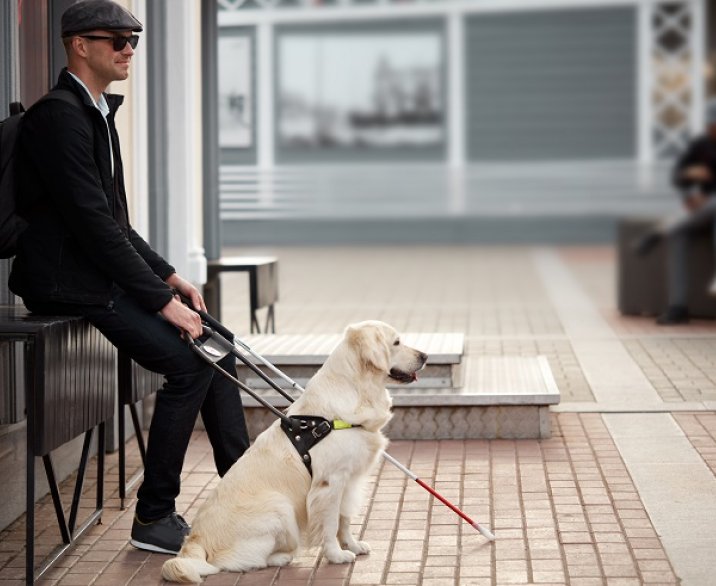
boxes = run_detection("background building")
[216,0,711,244]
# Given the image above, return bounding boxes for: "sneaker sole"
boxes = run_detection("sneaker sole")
[130,538,179,555]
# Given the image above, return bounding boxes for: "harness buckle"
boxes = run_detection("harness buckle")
[312,420,332,439]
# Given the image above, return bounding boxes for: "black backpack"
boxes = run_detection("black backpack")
[0,90,82,258]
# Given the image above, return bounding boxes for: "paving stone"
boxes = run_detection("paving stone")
[4,246,716,584]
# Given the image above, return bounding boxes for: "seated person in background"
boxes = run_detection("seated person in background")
[634,101,716,325]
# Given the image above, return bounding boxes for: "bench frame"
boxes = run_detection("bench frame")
[0,311,113,585]
[204,256,279,332]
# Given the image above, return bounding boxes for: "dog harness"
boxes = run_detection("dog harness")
[280,416,360,476]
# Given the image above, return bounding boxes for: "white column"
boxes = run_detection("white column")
[690,0,706,132]
[257,22,275,169]
[637,0,652,164]
[164,0,207,285]
[447,11,465,169]
[130,0,150,238]
[447,10,466,215]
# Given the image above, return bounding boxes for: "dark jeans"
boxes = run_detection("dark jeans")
[25,287,250,521]
[665,197,716,306]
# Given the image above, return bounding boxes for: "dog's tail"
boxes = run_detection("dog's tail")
[161,540,219,584]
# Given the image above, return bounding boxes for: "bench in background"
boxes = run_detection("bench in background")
[204,256,278,332]
[618,217,716,318]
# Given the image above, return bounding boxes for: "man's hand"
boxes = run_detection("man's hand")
[160,296,203,339]
[166,273,206,312]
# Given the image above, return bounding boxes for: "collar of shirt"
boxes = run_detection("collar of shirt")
[67,71,110,118]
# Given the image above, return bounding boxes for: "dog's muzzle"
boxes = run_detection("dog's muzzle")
[388,368,418,384]
[389,353,428,384]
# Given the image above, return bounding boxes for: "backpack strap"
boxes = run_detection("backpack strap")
[39,89,85,111]
[0,112,23,177]
[1,90,84,193]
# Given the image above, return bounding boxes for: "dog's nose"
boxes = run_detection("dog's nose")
[419,352,428,364]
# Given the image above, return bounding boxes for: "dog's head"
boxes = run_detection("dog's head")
[345,320,428,383]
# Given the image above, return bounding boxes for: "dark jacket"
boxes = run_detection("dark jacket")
[9,69,175,312]
[672,134,716,196]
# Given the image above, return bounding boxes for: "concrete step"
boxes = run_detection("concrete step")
[236,332,464,389]
[233,333,561,439]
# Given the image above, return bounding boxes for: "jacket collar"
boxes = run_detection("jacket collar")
[55,67,125,115]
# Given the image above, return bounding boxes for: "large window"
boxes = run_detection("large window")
[276,20,446,163]
[219,34,253,148]
[218,26,256,165]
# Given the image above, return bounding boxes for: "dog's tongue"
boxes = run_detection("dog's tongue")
[411,372,418,382]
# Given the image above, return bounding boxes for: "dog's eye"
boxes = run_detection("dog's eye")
[393,339,400,346]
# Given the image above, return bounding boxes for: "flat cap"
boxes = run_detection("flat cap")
[61,0,143,37]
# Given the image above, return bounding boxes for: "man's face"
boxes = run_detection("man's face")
[80,29,136,83]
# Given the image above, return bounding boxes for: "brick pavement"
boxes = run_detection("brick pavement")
[1,245,714,585]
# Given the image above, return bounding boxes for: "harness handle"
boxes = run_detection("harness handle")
[185,331,293,425]
[176,292,296,404]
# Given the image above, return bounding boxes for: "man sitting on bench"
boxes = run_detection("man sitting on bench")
[634,101,716,324]
[8,0,249,555]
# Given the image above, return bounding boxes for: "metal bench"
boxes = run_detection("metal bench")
[0,306,115,584]
[204,256,279,332]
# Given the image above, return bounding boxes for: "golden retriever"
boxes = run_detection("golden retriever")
[161,320,427,583]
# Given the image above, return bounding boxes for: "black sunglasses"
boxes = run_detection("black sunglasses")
[80,34,139,51]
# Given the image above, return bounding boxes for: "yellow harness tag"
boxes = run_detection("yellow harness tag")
[332,420,353,430]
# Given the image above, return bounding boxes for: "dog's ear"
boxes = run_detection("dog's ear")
[346,324,390,373]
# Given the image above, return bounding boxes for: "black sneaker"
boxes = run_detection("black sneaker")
[130,512,190,554]
[656,305,689,325]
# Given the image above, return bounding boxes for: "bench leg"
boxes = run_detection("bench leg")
[204,274,222,321]
[97,422,105,514]
[119,401,147,509]
[118,403,126,509]
[67,429,93,534]
[31,427,105,583]
[26,443,35,586]
[265,305,275,334]
[129,403,147,465]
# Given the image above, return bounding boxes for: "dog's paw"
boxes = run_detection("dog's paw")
[324,548,356,564]
[267,553,293,567]
[347,540,371,555]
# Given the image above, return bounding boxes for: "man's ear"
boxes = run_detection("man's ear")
[346,324,390,373]
[69,36,89,58]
